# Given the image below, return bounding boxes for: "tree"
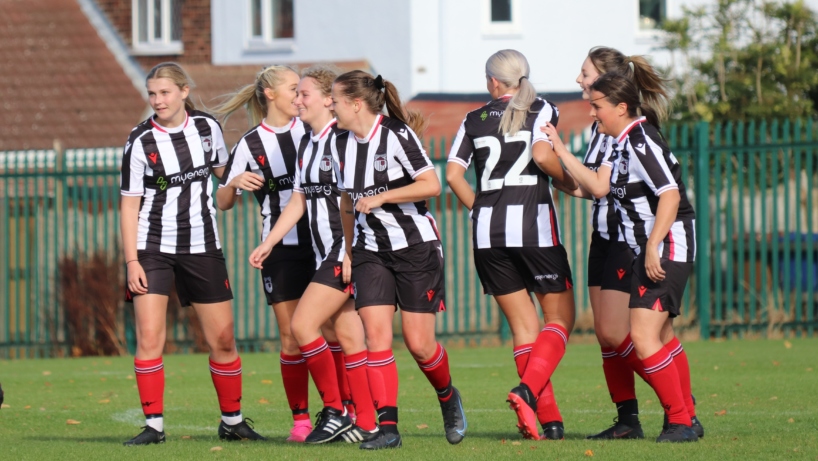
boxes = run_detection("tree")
[658,0,818,122]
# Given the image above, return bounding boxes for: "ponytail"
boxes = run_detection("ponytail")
[485,49,537,136]
[212,65,298,126]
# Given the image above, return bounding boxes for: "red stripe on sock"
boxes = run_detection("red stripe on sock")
[521,323,569,397]
[299,338,342,411]
[665,337,695,417]
[615,334,649,383]
[209,357,242,414]
[642,349,689,425]
[366,349,398,409]
[601,347,637,403]
[344,351,376,431]
[280,352,310,421]
[134,357,164,416]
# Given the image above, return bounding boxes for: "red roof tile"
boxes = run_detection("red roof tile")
[0,0,148,151]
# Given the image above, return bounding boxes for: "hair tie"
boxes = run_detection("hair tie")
[627,59,635,72]
[518,75,528,86]
[374,74,385,91]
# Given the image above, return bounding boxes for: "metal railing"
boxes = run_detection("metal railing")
[1,119,816,357]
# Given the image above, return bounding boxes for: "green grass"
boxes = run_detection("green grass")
[0,339,816,460]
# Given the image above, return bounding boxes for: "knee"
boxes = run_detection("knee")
[403,334,436,362]
[212,325,237,355]
[136,329,165,355]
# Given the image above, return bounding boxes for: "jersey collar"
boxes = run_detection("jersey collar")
[150,112,189,133]
[311,119,337,142]
[260,117,297,134]
[355,114,383,143]
[615,116,646,144]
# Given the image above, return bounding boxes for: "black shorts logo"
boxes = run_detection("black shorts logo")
[264,276,273,293]
[616,268,626,280]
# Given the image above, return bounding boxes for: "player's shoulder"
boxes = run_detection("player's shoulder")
[127,118,155,145]
[532,97,558,116]
[189,110,224,131]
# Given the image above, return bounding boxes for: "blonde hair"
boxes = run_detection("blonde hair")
[146,62,196,112]
[485,50,537,136]
[333,70,427,139]
[301,65,340,97]
[212,65,298,126]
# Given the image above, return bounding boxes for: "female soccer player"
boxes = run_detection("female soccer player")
[547,48,702,440]
[446,49,577,441]
[213,65,317,442]
[247,66,377,444]
[330,70,467,450]
[543,72,699,443]
[120,62,265,445]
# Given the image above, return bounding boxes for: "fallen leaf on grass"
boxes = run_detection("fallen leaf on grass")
[770,396,778,400]
[40,407,46,411]
[98,399,110,404]
[126,375,134,380]
[66,419,81,425]
[715,409,727,416]
[24,405,31,409]
[210,446,222,452]
[260,380,273,385]
[784,341,792,349]
[258,398,269,404]
[711,394,718,397]
[530,446,537,450]
[585,449,594,457]
[181,436,191,440]
[511,441,521,446]
[100,378,107,382]
[772,361,780,367]
[42,371,51,376]
[788,418,794,423]
[806,368,813,372]
[714,366,719,370]
[69,380,74,383]
[44,382,51,387]
[416,424,428,429]
[491,373,499,377]
[500,439,506,444]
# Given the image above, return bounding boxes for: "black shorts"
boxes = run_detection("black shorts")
[261,245,315,305]
[312,256,354,296]
[352,241,445,313]
[630,251,692,318]
[587,231,636,293]
[474,245,573,296]
[125,250,233,307]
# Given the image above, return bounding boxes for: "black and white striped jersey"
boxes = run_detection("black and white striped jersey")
[219,118,311,245]
[333,114,440,252]
[602,117,696,262]
[120,111,227,254]
[583,122,622,242]
[447,96,563,249]
[293,119,347,268]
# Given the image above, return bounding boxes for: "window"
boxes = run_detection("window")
[639,0,665,30]
[247,0,294,50]
[132,0,182,55]
[482,0,521,36]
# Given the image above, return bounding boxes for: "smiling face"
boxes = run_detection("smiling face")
[267,70,300,119]
[147,77,189,127]
[330,83,357,130]
[576,56,601,101]
[589,89,624,136]
[295,77,332,126]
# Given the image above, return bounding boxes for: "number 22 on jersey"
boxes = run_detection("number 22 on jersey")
[474,130,536,192]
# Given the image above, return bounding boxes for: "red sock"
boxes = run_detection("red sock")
[328,342,353,405]
[417,343,453,402]
[514,343,561,423]
[520,323,569,396]
[642,348,689,425]
[344,351,377,431]
[134,357,164,417]
[209,357,242,414]
[300,338,342,411]
[366,349,398,425]
[601,347,636,403]
[665,337,695,417]
[280,352,310,421]
[615,334,649,383]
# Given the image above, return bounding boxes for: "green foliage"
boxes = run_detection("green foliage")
[0,341,816,459]
[658,0,818,122]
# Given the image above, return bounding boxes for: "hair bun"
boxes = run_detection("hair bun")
[374,74,385,91]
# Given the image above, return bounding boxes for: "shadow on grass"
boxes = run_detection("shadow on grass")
[23,435,293,445]
[404,430,589,441]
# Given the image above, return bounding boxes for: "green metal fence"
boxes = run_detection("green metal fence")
[1,119,816,357]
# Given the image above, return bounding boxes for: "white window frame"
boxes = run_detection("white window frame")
[481,0,522,38]
[635,0,670,42]
[245,0,295,53]
[131,0,183,55]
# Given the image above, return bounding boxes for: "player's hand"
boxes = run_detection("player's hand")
[355,195,385,214]
[541,123,568,156]
[229,172,264,191]
[644,245,666,282]
[249,241,273,270]
[126,261,149,295]
[342,253,352,284]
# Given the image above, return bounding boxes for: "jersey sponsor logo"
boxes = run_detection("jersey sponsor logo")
[257,155,266,166]
[348,186,389,203]
[319,153,333,171]
[169,166,210,186]
[534,274,558,281]
[264,276,273,293]
[426,289,435,301]
[202,135,212,152]
[302,184,334,196]
[268,178,276,191]
[156,176,168,191]
[397,128,409,140]
[610,185,627,199]
[374,153,388,172]
[148,152,159,164]
[638,285,647,297]
[616,268,626,280]
[480,110,488,121]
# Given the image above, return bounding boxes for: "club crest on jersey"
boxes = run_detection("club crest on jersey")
[264,277,273,293]
[373,153,388,172]
[201,136,212,152]
[599,138,608,153]
[618,160,628,174]
[319,153,333,171]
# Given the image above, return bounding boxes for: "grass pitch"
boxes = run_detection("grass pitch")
[0,339,815,460]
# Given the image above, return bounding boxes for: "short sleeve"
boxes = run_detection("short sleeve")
[633,136,678,195]
[120,136,146,196]
[331,131,349,192]
[218,140,250,195]
[447,118,473,169]
[392,127,433,179]
[210,121,229,167]
[531,102,559,146]
[293,150,304,193]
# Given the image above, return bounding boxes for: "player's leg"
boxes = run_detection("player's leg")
[322,321,355,420]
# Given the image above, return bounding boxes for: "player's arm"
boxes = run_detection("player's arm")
[355,169,441,214]
[532,140,577,190]
[552,175,593,199]
[445,162,475,210]
[248,192,307,269]
[340,193,355,283]
[644,189,681,282]
[543,122,611,198]
[216,145,263,211]
[121,195,148,294]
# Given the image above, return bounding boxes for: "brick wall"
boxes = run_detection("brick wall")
[95,0,211,71]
